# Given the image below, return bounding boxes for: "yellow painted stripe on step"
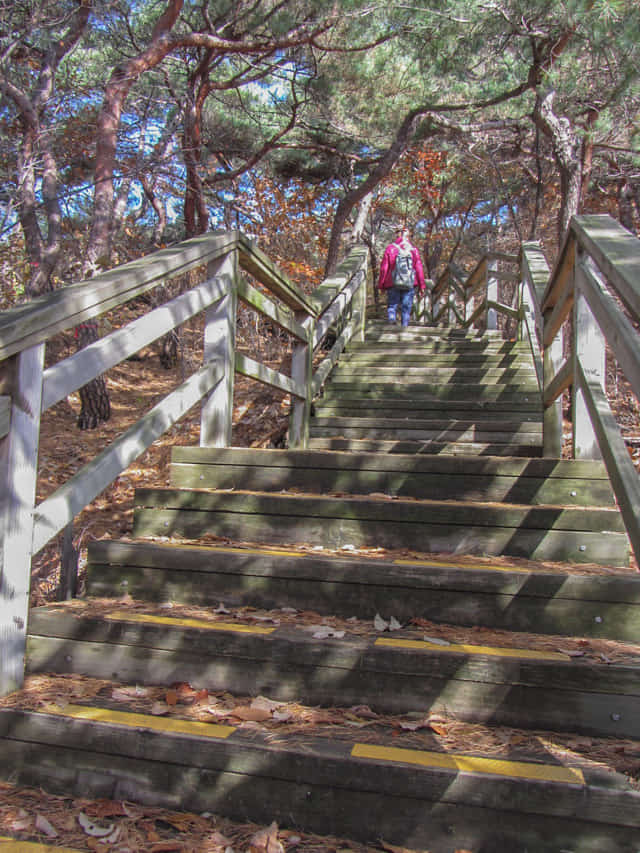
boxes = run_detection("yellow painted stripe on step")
[351,744,585,785]
[0,841,84,853]
[394,558,530,574]
[164,543,303,558]
[105,611,276,634]
[41,704,236,739]
[375,637,570,661]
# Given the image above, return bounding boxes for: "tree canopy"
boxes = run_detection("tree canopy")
[0,0,639,300]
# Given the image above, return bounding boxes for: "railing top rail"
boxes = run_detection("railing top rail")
[0,231,237,362]
[542,214,640,320]
[237,233,318,318]
[570,215,640,320]
[0,229,320,363]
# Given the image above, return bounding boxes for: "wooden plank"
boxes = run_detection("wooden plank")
[571,214,640,319]
[2,706,640,839]
[577,361,640,564]
[132,491,628,565]
[133,488,625,533]
[542,281,574,348]
[237,233,317,316]
[307,437,544,457]
[0,231,238,361]
[312,265,365,349]
[25,620,640,737]
[84,541,640,640]
[171,462,612,507]
[31,360,224,556]
[578,254,640,403]
[573,286,605,460]
[200,252,237,447]
[311,319,355,396]
[542,231,576,313]
[235,352,304,399]
[487,300,520,320]
[236,278,308,342]
[41,275,228,412]
[309,244,368,314]
[289,310,314,448]
[0,395,9,439]
[170,447,608,479]
[0,344,45,696]
[543,358,572,408]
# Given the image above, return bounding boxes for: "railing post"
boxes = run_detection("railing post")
[573,254,605,460]
[200,249,238,448]
[487,259,498,331]
[0,343,45,696]
[353,266,367,343]
[289,315,313,448]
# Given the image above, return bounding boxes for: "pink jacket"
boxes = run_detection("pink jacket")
[378,238,426,292]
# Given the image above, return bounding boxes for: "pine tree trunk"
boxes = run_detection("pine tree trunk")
[75,323,111,430]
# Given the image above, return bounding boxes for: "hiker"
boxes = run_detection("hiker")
[377,226,426,327]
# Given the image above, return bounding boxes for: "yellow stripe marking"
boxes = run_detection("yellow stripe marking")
[42,704,236,739]
[394,558,530,574]
[351,744,585,785]
[159,543,303,558]
[106,612,276,634]
[0,841,83,853]
[375,637,570,661]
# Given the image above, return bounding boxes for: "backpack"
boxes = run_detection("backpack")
[392,243,414,290]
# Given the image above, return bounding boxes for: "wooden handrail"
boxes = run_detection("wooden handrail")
[0,230,370,696]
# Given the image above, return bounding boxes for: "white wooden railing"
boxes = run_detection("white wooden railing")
[0,231,370,694]
[434,214,640,563]
[520,214,640,563]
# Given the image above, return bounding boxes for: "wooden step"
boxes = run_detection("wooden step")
[307,436,545,455]
[330,366,539,383]
[26,603,640,738]
[132,487,629,566]
[313,404,542,421]
[308,417,543,446]
[85,541,640,642]
[2,697,639,853]
[322,381,540,401]
[170,448,610,507]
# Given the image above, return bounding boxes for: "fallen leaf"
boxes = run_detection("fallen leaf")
[151,701,170,716]
[78,812,115,837]
[251,696,283,713]
[428,721,449,736]
[389,616,402,631]
[35,813,58,837]
[232,705,273,722]
[165,689,178,706]
[374,614,389,631]
[272,709,293,722]
[423,635,451,646]
[248,821,284,853]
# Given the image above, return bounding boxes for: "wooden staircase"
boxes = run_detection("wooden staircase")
[3,322,640,852]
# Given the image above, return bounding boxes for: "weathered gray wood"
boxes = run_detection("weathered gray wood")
[289,312,314,448]
[543,358,572,408]
[579,254,640,403]
[237,233,317,316]
[542,280,574,348]
[311,319,356,396]
[235,352,304,399]
[200,252,237,447]
[571,214,640,319]
[573,270,605,461]
[32,360,224,556]
[577,361,640,565]
[0,395,9,439]
[307,437,544,457]
[0,344,45,696]
[41,275,228,412]
[486,259,498,330]
[0,231,238,361]
[487,300,520,321]
[133,488,628,565]
[25,615,640,737]
[312,265,366,348]
[171,458,612,507]
[236,277,308,342]
[542,231,576,314]
[2,706,640,851]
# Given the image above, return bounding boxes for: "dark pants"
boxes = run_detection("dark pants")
[387,287,414,326]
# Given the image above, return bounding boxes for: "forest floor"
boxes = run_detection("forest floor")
[4,315,640,852]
